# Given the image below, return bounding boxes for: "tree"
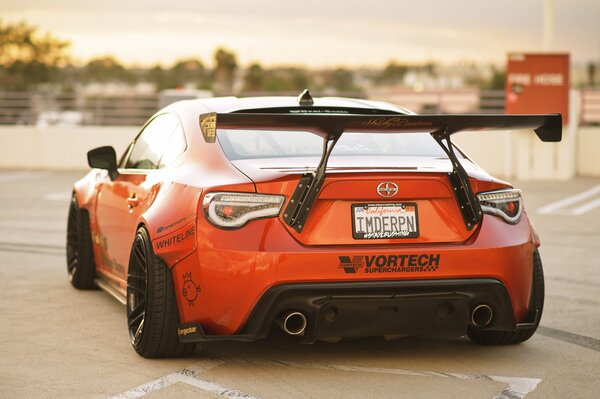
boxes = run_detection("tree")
[82,56,131,83]
[257,67,311,92]
[485,66,506,90]
[327,68,356,92]
[243,63,264,92]
[0,19,70,90]
[146,65,168,91]
[377,61,409,85]
[422,62,437,77]
[169,58,209,89]
[213,47,238,94]
[286,68,310,92]
[587,62,597,87]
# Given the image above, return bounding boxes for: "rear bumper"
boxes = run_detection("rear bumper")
[177,278,534,343]
[171,212,536,336]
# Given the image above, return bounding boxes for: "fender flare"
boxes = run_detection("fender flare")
[137,182,203,269]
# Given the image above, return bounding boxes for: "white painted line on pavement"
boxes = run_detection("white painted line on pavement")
[109,359,259,399]
[570,197,600,216]
[240,358,542,399]
[110,357,542,399]
[538,184,600,215]
[44,191,71,201]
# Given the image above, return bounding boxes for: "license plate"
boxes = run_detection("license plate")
[352,203,419,239]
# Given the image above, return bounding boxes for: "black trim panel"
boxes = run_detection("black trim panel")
[177,278,518,344]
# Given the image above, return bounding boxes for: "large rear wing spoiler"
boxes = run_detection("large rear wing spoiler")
[200,113,562,232]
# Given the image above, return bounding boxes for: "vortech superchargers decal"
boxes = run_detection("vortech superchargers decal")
[339,253,441,274]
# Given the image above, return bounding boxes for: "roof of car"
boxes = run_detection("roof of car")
[165,95,413,115]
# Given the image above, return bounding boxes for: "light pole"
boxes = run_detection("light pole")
[543,0,554,51]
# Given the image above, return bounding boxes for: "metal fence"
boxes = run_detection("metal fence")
[0,91,158,126]
[1,89,599,127]
[581,90,600,125]
[370,89,506,115]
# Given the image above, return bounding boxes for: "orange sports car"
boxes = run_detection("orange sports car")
[67,91,561,358]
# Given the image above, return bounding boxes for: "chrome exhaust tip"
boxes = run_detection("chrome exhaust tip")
[280,311,307,336]
[471,304,493,328]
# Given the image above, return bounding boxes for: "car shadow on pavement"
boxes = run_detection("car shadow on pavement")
[195,327,543,368]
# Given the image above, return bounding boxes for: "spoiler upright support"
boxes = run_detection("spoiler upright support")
[432,128,482,230]
[283,126,484,232]
[282,135,340,232]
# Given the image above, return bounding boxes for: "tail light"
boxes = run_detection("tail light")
[202,192,285,228]
[476,189,522,224]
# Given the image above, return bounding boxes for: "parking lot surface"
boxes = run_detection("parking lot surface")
[0,171,599,398]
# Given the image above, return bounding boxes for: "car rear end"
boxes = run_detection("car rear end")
[172,109,554,344]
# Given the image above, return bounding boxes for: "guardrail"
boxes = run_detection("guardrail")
[0,91,158,126]
[581,90,600,125]
[1,89,599,126]
[370,89,506,114]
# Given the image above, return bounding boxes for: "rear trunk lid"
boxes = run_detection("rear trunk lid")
[232,155,490,246]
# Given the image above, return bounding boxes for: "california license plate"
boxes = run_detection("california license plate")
[352,203,419,239]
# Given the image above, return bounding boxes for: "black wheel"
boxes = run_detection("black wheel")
[127,226,195,358]
[468,249,544,345]
[66,195,96,289]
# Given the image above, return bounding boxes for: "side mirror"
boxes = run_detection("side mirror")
[87,146,119,180]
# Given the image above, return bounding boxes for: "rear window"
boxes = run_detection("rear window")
[217,130,450,161]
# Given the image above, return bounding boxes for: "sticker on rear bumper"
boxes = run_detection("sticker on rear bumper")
[338,254,440,274]
[182,272,201,306]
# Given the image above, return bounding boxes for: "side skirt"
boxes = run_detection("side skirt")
[95,277,126,305]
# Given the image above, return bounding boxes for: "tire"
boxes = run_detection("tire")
[127,226,196,358]
[467,249,544,345]
[66,195,96,289]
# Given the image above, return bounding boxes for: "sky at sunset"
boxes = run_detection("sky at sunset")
[2,0,599,67]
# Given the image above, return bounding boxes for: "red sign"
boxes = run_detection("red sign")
[505,53,570,124]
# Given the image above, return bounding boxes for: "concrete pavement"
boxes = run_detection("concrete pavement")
[0,171,598,398]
